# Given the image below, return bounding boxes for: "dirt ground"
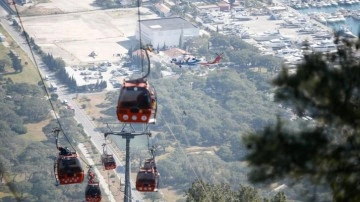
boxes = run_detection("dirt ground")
[75,92,111,122]
[19,1,158,65]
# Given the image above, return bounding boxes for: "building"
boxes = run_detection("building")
[154,3,171,17]
[217,2,230,12]
[197,4,220,13]
[136,17,199,48]
[163,47,190,60]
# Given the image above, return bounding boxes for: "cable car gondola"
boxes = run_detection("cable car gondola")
[116,46,157,124]
[85,168,102,202]
[53,128,84,185]
[101,143,116,170]
[135,158,159,192]
[136,148,159,192]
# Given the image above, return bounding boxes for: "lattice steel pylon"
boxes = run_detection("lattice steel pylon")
[105,124,152,202]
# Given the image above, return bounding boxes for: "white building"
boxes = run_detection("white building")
[136,17,199,48]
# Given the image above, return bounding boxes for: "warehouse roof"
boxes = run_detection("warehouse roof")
[140,17,198,31]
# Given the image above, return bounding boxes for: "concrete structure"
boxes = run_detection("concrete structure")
[136,17,199,48]
[154,3,171,17]
[197,4,220,13]
[163,47,189,59]
[218,2,230,12]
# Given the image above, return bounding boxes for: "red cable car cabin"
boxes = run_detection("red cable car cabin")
[85,182,102,202]
[136,158,159,192]
[101,154,116,170]
[55,154,84,185]
[116,79,157,123]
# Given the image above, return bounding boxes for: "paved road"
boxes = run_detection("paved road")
[63,92,143,202]
[78,143,116,202]
[0,5,143,202]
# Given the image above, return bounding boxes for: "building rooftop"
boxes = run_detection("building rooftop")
[140,17,198,31]
[197,4,219,9]
[163,48,190,58]
[154,3,171,15]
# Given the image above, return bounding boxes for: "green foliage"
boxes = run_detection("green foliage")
[0,59,6,72]
[186,33,282,70]
[185,180,237,202]
[17,96,50,122]
[0,83,49,132]
[216,145,234,162]
[95,0,119,8]
[185,180,288,202]
[8,50,23,72]
[0,103,23,127]
[8,181,34,200]
[244,37,360,201]
[7,83,42,96]
[99,66,280,193]
[0,81,87,201]
[237,185,263,202]
[50,93,58,101]
[170,2,198,18]
[0,46,12,71]
[10,123,27,134]
[41,53,65,72]
[271,191,287,202]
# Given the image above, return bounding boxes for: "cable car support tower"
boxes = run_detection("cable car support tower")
[105,43,157,202]
[104,126,152,202]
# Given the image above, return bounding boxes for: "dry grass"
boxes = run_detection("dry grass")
[74,92,111,123]
[0,192,14,198]
[156,146,175,161]
[0,25,40,85]
[17,118,50,142]
[160,187,186,202]
[185,146,217,155]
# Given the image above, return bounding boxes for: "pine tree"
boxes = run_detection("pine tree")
[271,192,286,202]
[162,42,166,51]
[179,27,183,48]
[244,37,360,201]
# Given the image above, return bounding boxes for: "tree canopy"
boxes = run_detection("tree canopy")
[185,180,287,202]
[0,81,87,201]
[244,37,360,201]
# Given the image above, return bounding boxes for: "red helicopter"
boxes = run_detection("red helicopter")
[199,52,223,66]
[171,53,223,68]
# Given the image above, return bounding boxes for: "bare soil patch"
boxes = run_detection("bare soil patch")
[74,92,111,122]
[21,118,50,142]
